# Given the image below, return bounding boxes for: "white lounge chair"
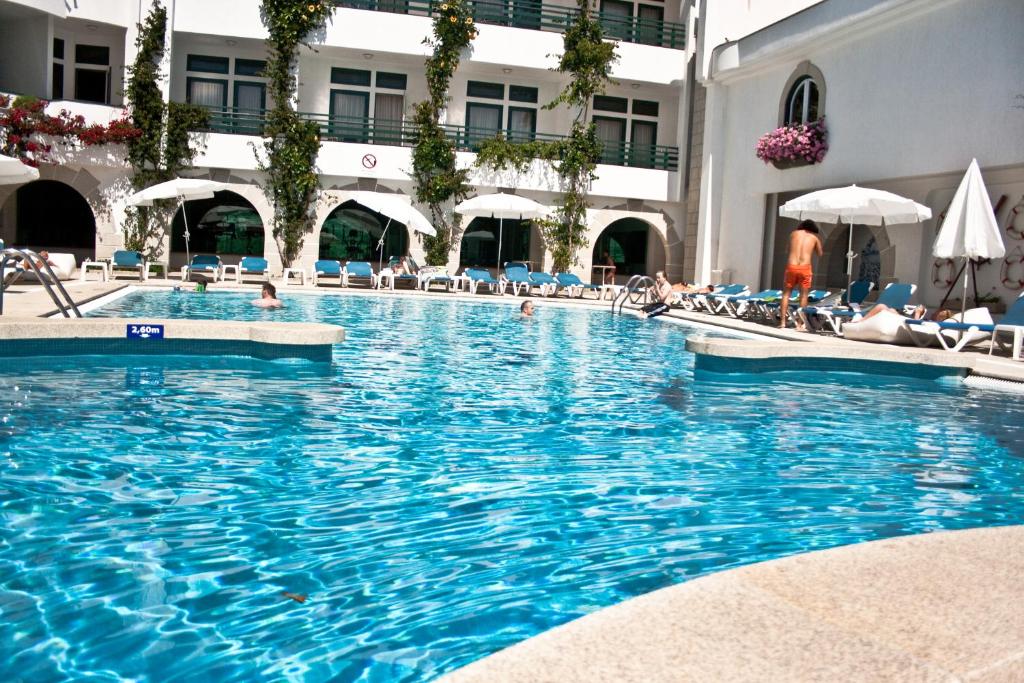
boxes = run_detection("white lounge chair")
[906,308,994,352]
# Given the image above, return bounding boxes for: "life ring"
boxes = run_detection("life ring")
[1007,197,1024,240]
[1000,247,1024,290]
[932,258,956,288]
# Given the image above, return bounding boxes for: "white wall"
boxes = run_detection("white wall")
[0,11,49,97]
[701,0,1024,300]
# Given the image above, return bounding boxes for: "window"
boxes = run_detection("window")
[75,44,109,66]
[600,0,633,40]
[594,116,626,164]
[375,72,407,90]
[187,77,228,109]
[467,81,504,99]
[507,107,536,142]
[233,81,266,134]
[632,99,658,117]
[52,38,65,100]
[466,102,503,146]
[594,95,628,113]
[331,68,372,87]
[509,85,538,103]
[785,76,819,125]
[75,68,109,104]
[234,59,267,77]
[630,120,657,168]
[330,90,370,142]
[636,4,664,46]
[187,54,229,74]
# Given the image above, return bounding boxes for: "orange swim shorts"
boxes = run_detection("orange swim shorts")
[783,264,813,290]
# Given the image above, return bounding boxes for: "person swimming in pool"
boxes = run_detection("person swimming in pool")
[520,300,534,317]
[252,283,283,308]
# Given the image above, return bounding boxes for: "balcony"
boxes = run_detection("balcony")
[199,106,680,171]
[333,0,686,50]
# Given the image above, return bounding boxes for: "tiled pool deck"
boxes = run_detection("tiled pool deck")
[6,277,1024,680]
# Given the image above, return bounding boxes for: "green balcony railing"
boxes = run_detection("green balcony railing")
[333,0,685,50]
[197,107,680,171]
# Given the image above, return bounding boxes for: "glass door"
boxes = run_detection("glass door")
[330,90,370,142]
[630,120,657,168]
[373,93,405,145]
[600,0,633,41]
[233,82,266,135]
[593,116,626,165]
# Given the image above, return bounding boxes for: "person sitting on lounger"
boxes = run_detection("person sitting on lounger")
[252,283,283,308]
[22,250,55,271]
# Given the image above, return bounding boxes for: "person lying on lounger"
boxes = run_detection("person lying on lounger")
[858,304,951,323]
[21,250,55,271]
[671,282,714,294]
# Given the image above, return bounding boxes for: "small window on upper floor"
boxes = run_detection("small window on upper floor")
[785,75,819,126]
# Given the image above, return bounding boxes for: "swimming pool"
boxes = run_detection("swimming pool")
[4,290,1023,681]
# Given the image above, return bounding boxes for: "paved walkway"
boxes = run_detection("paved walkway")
[444,525,1024,682]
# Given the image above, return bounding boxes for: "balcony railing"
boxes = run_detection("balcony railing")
[196,107,679,171]
[333,0,685,50]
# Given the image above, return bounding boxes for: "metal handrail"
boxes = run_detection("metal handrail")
[0,248,82,318]
[332,0,686,49]
[195,106,681,172]
[612,273,655,314]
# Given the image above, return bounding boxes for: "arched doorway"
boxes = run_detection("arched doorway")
[459,217,532,270]
[593,218,663,281]
[171,191,265,265]
[8,180,96,259]
[319,200,409,267]
[823,225,886,290]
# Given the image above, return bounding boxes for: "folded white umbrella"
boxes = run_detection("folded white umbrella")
[932,158,1004,314]
[780,184,931,294]
[345,191,436,271]
[127,178,229,268]
[0,153,40,185]
[455,193,551,269]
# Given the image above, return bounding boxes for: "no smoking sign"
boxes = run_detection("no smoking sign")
[361,154,377,169]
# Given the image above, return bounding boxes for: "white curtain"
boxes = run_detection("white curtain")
[189,80,225,108]
[508,109,535,141]
[235,83,264,111]
[595,118,625,162]
[374,93,404,143]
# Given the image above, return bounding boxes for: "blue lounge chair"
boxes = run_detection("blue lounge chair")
[528,271,559,297]
[344,261,377,288]
[502,263,537,296]
[905,307,995,352]
[463,267,504,295]
[720,289,781,318]
[238,256,269,282]
[555,273,602,298]
[181,254,221,282]
[111,250,145,281]
[699,284,751,314]
[379,256,419,290]
[312,259,342,286]
[762,289,831,323]
[801,280,875,332]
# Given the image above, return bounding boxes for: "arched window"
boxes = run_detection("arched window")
[785,76,819,125]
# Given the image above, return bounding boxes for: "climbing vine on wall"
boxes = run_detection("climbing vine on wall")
[256,0,332,267]
[411,0,477,265]
[122,1,209,256]
[474,0,617,272]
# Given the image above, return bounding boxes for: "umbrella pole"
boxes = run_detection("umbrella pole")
[961,257,970,318]
[181,197,191,280]
[845,221,855,297]
[497,217,503,272]
[377,218,393,273]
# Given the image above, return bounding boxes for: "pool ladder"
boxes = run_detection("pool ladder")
[0,248,82,318]
[611,274,657,314]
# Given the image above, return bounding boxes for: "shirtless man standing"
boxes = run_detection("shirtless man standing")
[779,219,823,330]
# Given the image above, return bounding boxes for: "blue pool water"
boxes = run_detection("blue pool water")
[3,290,1024,681]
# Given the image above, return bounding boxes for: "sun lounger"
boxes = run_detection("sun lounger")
[801,280,875,333]
[418,266,455,292]
[555,273,601,298]
[697,284,750,314]
[720,289,781,318]
[761,289,831,324]
[988,292,1024,360]
[463,268,504,294]
[238,256,269,283]
[502,263,538,296]
[344,261,377,288]
[378,256,419,290]
[312,259,343,286]
[181,254,221,282]
[528,271,559,297]
[841,308,916,345]
[111,250,146,281]
[905,308,994,352]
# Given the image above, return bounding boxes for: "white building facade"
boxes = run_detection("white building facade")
[691,0,1024,308]
[0,0,693,282]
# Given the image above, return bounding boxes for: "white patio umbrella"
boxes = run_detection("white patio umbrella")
[932,159,1005,314]
[0,154,40,185]
[126,178,228,270]
[345,191,436,271]
[455,193,551,269]
[779,184,931,295]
